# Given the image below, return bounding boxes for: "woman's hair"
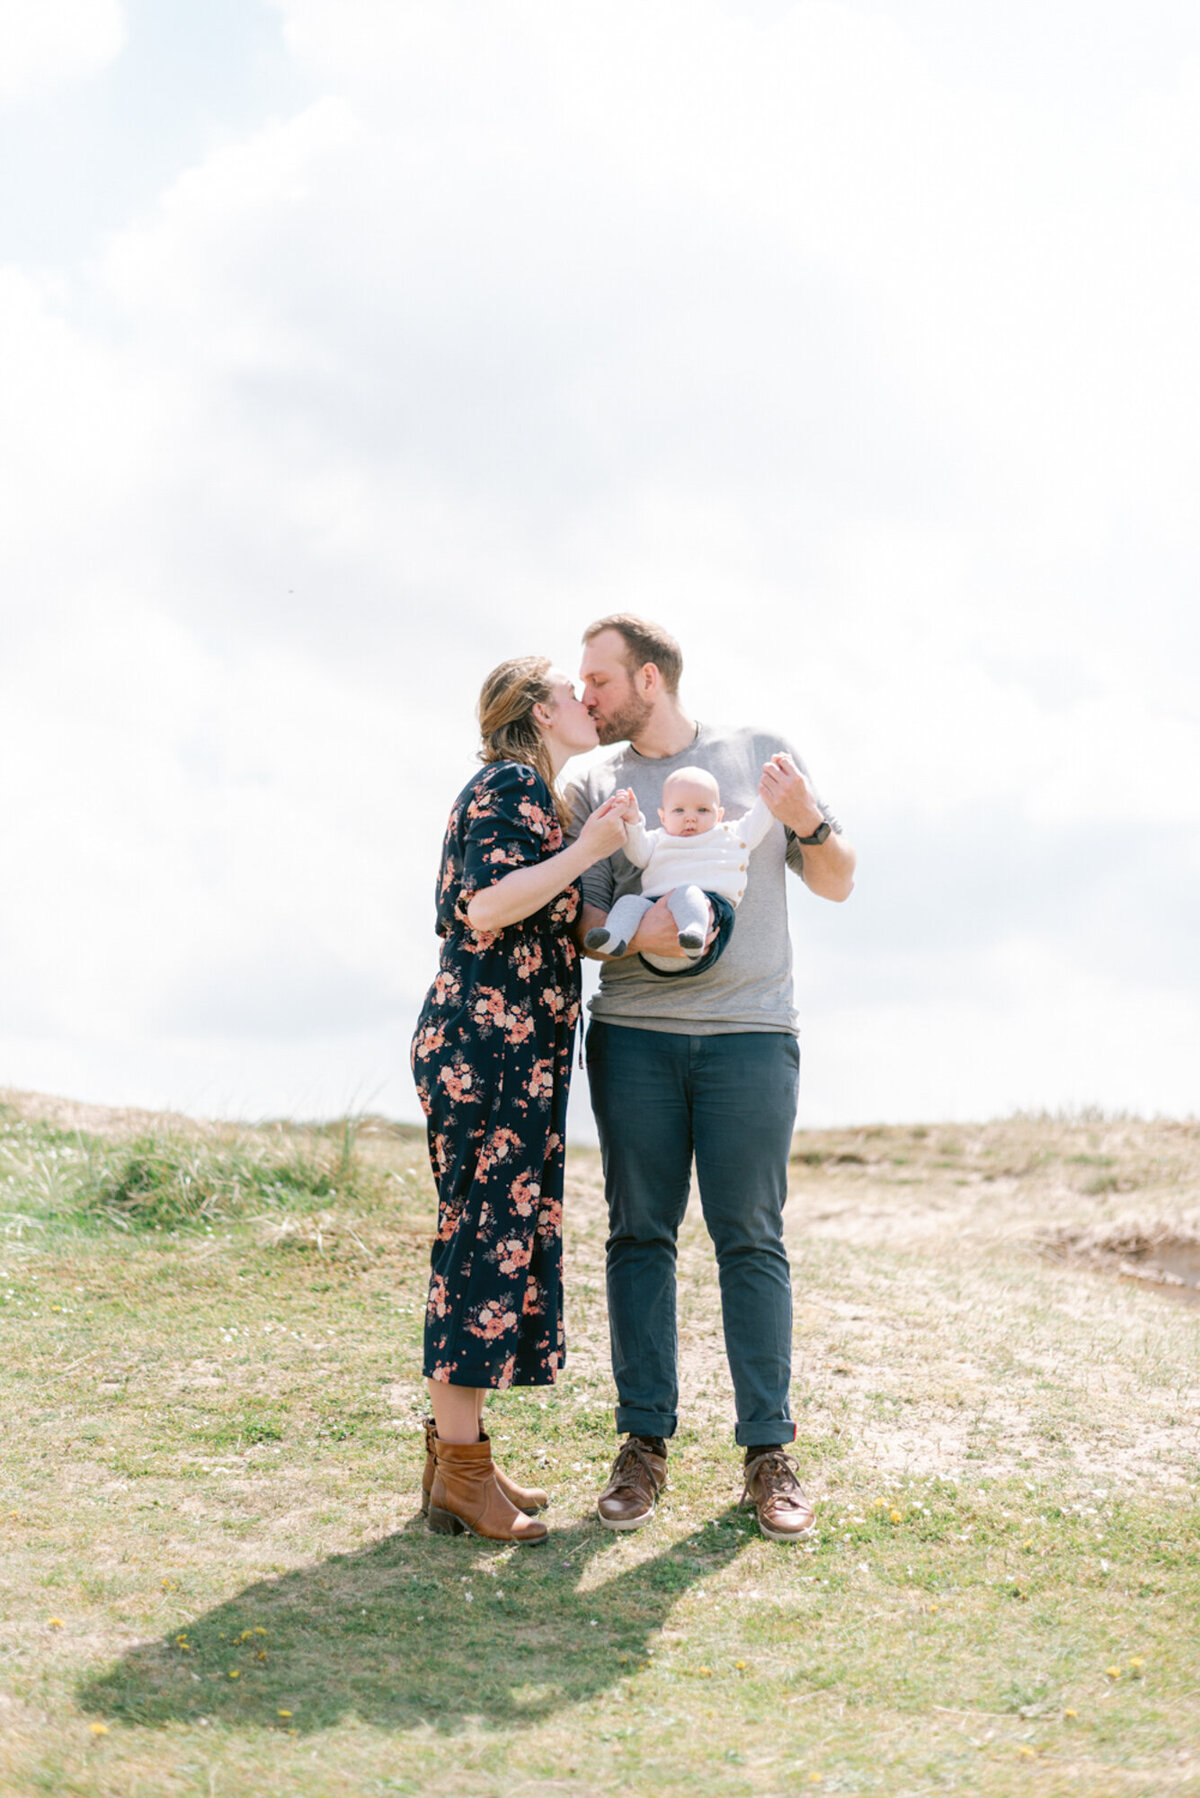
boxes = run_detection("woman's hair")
[477,655,570,825]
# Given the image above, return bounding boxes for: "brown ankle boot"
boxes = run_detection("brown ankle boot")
[420,1418,548,1516]
[427,1435,548,1544]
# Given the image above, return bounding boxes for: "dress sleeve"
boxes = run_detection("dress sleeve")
[454,763,558,928]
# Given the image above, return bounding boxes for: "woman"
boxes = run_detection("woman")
[410,656,629,1544]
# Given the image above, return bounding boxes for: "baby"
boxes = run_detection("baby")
[584,767,773,971]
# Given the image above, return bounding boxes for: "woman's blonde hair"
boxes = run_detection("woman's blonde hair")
[477,655,569,825]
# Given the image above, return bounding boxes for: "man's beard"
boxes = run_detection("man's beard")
[594,691,654,745]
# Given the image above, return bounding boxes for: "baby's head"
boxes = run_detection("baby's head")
[659,767,723,837]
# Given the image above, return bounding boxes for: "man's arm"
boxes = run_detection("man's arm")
[758,753,856,902]
[580,894,708,962]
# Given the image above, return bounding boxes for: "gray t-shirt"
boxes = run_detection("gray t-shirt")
[564,724,840,1037]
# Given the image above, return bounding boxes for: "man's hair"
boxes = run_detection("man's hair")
[582,613,683,694]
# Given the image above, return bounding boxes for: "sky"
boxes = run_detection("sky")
[2,0,1198,1133]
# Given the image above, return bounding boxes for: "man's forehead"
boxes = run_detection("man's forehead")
[580,630,630,677]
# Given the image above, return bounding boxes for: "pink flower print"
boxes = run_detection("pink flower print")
[476,1125,524,1179]
[509,1169,541,1217]
[470,988,500,1028]
[506,1011,535,1045]
[426,1275,451,1320]
[497,1237,532,1276]
[412,1022,446,1062]
[541,986,567,1016]
[521,1277,543,1317]
[513,942,543,981]
[467,1301,519,1341]
[537,1198,563,1237]
[496,1354,517,1390]
[438,1058,478,1103]
[428,1359,461,1384]
[527,1059,553,1103]
[436,1200,463,1242]
[433,970,460,1006]
[414,1078,432,1119]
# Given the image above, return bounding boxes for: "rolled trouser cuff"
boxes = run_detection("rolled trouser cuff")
[615,1406,678,1440]
[735,1420,797,1448]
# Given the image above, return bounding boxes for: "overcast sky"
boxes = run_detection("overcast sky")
[2,0,1198,1132]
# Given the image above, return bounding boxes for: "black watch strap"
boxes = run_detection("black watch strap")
[796,819,831,846]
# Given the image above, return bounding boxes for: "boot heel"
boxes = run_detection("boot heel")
[427,1505,468,1536]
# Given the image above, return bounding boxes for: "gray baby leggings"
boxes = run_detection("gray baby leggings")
[595,885,712,959]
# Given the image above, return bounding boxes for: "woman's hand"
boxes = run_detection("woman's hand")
[577,795,628,865]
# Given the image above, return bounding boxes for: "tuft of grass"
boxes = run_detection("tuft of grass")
[81,1123,391,1229]
[2,1097,1200,1797]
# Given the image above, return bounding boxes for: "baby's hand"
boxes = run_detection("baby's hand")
[613,787,640,823]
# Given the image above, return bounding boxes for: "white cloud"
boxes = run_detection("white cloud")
[2,0,1198,1123]
[0,0,124,101]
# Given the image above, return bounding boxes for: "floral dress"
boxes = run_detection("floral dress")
[411,761,581,1389]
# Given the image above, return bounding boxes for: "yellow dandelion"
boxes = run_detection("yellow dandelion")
[253,1626,267,1637]
[1064,1708,1078,1719]
[1105,1665,1121,1680]
[1128,1657,1144,1673]
[48,1618,63,1629]
[88,1723,109,1737]
[698,1665,713,1677]
[1022,1540,1033,1550]
[872,1497,886,1509]
[228,1670,240,1680]
[277,1709,293,1719]
[889,1509,902,1524]
[1017,1745,1036,1759]
[256,1650,268,1662]
[240,1630,252,1643]
[735,1660,747,1670]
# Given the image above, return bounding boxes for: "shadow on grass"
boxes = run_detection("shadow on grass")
[80,1506,751,1735]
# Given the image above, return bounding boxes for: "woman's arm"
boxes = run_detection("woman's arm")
[466,797,629,934]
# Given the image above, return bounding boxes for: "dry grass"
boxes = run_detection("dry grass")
[0,1093,1197,1797]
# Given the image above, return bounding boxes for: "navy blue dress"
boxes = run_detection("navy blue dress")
[411,761,581,1389]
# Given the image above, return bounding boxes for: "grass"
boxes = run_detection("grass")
[0,1097,1198,1795]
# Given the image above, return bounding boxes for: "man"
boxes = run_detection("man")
[565,615,855,1542]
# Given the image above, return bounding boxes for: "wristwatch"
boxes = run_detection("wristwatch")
[796,820,831,846]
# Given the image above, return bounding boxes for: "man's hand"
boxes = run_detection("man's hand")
[629,893,717,960]
[758,753,824,837]
[760,753,856,902]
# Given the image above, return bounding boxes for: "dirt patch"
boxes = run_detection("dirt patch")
[1038,1217,1200,1309]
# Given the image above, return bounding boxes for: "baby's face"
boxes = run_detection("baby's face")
[659,777,723,837]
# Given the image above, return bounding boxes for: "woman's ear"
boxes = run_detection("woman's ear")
[531,700,553,731]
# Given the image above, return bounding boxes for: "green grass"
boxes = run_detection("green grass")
[0,1101,1198,1795]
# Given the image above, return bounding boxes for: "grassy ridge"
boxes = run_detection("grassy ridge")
[0,1100,1197,1796]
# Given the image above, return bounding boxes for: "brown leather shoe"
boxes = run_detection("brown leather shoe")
[741,1448,816,1542]
[427,1435,548,1544]
[420,1418,548,1517]
[596,1436,667,1531]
